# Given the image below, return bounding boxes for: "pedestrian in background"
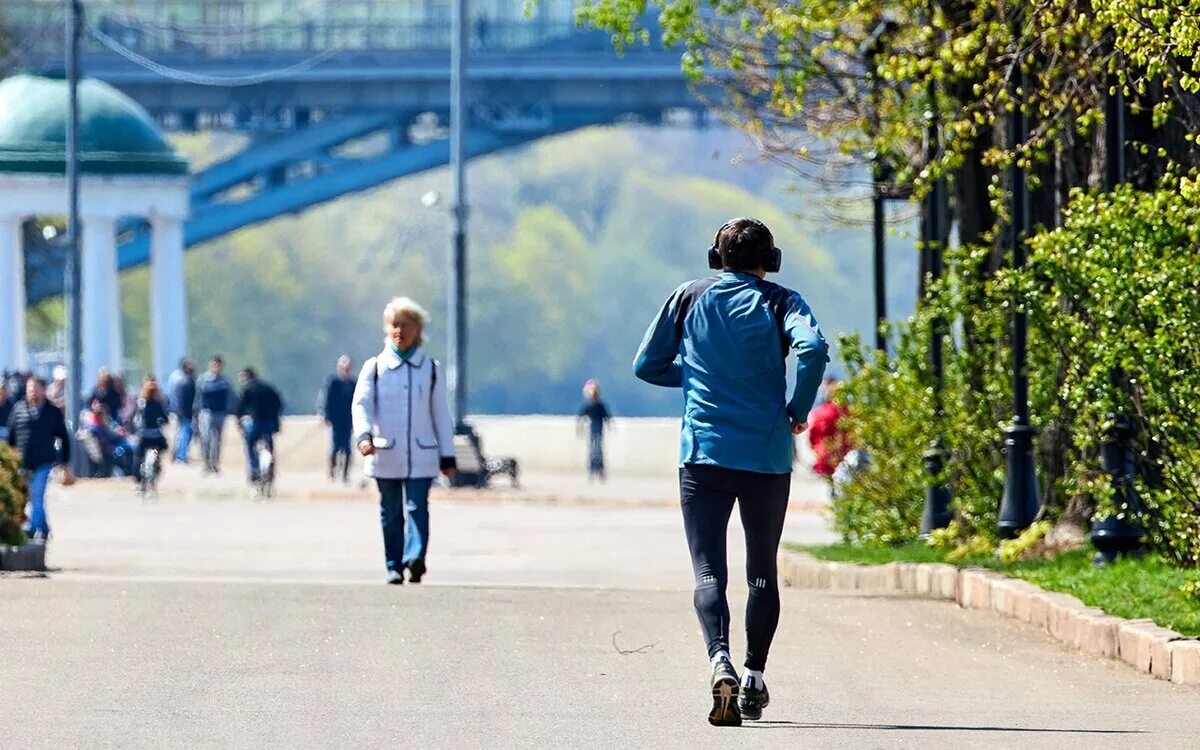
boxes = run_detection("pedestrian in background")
[577,379,612,482]
[168,358,197,464]
[5,375,74,541]
[195,355,233,474]
[353,298,457,585]
[132,376,169,487]
[807,377,851,483]
[235,368,284,484]
[46,366,67,410]
[320,355,356,484]
[89,368,123,427]
[0,381,11,441]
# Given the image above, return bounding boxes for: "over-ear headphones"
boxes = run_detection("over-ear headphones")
[708,218,783,273]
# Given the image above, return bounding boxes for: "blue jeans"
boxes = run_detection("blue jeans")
[174,418,194,462]
[24,464,53,539]
[375,478,433,571]
[199,410,226,471]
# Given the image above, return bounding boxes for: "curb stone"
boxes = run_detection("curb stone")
[780,549,1199,686]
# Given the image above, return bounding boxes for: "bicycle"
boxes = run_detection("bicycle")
[137,447,161,499]
[252,437,275,500]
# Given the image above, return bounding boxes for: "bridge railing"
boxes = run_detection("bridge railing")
[6,2,618,62]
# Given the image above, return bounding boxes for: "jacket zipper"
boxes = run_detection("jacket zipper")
[406,362,413,478]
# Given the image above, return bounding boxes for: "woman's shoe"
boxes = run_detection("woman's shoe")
[406,559,426,583]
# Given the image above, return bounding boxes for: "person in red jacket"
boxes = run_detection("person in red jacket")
[807,377,850,480]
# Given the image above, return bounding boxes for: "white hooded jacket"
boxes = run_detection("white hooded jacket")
[351,345,455,479]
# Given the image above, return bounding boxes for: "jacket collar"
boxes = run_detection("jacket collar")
[379,345,427,370]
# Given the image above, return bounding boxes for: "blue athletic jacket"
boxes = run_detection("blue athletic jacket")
[633,272,829,474]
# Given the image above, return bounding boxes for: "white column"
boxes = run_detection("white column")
[82,214,121,380]
[150,213,187,380]
[0,214,26,371]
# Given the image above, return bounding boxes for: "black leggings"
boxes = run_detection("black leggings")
[679,463,790,672]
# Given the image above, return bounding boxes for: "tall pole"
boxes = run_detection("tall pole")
[920,78,952,535]
[872,185,886,353]
[448,0,469,433]
[998,38,1042,537]
[65,0,84,454]
[861,21,896,355]
[1090,67,1144,563]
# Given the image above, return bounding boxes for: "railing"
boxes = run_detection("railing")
[5,1,605,60]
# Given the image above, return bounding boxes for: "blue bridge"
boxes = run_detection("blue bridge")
[7,0,703,303]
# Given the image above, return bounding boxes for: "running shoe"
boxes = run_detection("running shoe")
[386,569,404,585]
[708,659,742,727]
[738,680,770,721]
[407,558,426,584]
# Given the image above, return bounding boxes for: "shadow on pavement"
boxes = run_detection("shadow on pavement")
[749,721,1145,734]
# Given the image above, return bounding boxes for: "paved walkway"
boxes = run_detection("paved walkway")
[2,477,1197,748]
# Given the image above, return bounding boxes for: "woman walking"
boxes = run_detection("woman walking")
[353,298,457,584]
[577,379,612,482]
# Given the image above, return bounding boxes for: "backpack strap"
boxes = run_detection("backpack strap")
[370,356,380,417]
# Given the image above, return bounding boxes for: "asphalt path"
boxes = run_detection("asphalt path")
[2,481,1197,748]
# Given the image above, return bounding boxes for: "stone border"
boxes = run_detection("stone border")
[780,550,1200,686]
[0,542,46,572]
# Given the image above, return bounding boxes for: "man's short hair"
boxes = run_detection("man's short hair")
[718,218,775,272]
[26,375,47,388]
[211,355,223,366]
[241,367,257,380]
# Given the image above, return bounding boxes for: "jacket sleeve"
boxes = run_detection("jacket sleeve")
[431,362,457,471]
[351,359,376,445]
[632,283,690,388]
[54,406,71,465]
[193,375,205,413]
[317,377,330,420]
[783,290,830,423]
[5,408,15,447]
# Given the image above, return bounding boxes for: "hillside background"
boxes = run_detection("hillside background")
[33,125,919,415]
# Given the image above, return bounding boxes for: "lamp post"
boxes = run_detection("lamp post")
[997,43,1041,537]
[448,0,469,434]
[861,21,899,354]
[920,79,952,535]
[65,0,84,461]
[1090,68,1145,564]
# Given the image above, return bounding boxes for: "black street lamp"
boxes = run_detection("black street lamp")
[998,49,1041,537]
[1090,69,1145,564]
[921,79,952,535]
[861,21,899,354]
[448,0,470,434]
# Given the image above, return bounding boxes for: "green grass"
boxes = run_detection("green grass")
[788,542,1200,636]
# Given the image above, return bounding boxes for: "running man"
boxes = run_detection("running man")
[633,217,828,726]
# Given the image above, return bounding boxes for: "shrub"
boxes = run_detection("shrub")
[1028,186,1200,566]
[834,186,1200,567]
[831,327,933,545]
[0,441,27,545]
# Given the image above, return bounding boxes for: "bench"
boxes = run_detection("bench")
[450,432,519,489]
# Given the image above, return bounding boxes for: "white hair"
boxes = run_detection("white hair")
[382,297,429,343]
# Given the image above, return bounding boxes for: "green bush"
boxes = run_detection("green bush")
[835,186,1200,566]
[0,442,27,545]
[831,327,932,545]
[1028,186,1200,566]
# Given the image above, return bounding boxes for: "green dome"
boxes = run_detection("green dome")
[0,74,188,176]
